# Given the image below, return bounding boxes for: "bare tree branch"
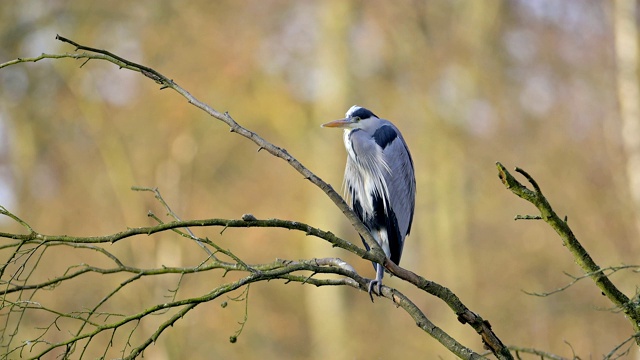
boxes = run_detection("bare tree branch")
[0,204,487,358]
[497,162,640,345]
[0,202,493,358]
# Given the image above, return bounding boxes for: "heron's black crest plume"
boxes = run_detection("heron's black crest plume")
[348,106,378,120]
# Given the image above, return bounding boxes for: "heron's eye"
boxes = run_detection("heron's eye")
[353,116,361,122]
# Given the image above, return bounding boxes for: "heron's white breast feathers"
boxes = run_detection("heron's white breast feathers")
[342,130,391,218]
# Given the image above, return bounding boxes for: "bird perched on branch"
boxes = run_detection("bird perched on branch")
[322,105,416,299]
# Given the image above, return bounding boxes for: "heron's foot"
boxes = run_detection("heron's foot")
[367,279,383,302]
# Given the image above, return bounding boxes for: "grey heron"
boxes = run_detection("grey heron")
[322,105,416,299]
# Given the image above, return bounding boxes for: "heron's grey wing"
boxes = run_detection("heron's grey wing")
[376,122,416,264]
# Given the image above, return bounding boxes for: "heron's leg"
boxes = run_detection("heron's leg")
[367,263,385,301]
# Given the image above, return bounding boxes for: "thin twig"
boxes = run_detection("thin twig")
[523,265,640,297]
[604,332,639,359]
[131,186,216,259]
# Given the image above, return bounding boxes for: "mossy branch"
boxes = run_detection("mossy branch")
[496,162,640,342]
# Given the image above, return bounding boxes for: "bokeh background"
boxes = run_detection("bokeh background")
[2,0,640,358]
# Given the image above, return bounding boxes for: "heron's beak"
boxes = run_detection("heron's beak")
[321,118,352,128]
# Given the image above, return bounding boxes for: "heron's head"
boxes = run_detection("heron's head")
[321,105,379,130]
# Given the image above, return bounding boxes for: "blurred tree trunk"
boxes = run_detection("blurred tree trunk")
[304,1,353,359]
[614,0,640,233]
[425,0,501,306]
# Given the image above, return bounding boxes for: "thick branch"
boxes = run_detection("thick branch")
[384,260,510,358]
[1,208,510,357]
[0,205,491,358]
[0,215,368,261]
[496,162,640,339]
